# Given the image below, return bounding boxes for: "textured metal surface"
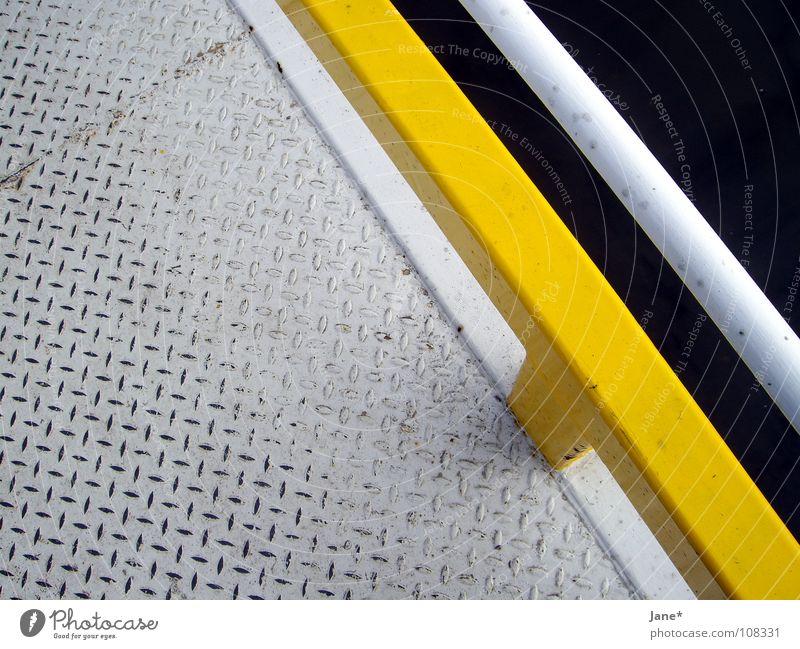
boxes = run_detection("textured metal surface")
[0,0,634,599]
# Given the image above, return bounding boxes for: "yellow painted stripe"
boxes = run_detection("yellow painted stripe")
[300,0,800,598]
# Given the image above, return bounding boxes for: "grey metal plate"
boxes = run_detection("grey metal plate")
[0,0,634,599]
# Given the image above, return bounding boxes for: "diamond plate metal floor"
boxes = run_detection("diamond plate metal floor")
[0,0,635,599]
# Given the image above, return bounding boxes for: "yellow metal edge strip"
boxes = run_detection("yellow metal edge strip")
[299,0,800,599]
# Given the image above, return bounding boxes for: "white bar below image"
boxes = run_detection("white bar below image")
[0,600,796,647]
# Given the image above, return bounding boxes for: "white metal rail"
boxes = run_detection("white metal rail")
[460,0,800,433]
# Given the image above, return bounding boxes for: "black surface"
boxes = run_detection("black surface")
[392,0,800,537]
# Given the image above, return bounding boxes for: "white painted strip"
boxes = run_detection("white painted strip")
[231,0,524,396]
[229,0,693,599]
[460,0,800,434]
[560,453,693,599]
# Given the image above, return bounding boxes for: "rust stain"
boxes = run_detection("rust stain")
[65,123,97,145]
[173,31,249,79]
[108,108,128,132]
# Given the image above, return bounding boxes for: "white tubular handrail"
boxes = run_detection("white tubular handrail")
[459,0,800,433]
